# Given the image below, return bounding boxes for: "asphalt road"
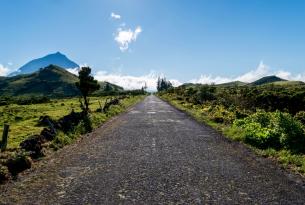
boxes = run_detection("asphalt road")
[1,95,305,204]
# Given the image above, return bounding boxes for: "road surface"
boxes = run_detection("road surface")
[1,95,305,204]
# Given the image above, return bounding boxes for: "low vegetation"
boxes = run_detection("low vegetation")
[158,81,305,175]
[0,66,147,183]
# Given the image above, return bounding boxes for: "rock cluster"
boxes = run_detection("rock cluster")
[19,110,86,158]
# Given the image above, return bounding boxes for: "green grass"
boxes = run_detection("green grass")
[159,93,305,176]
[0,95,145,149]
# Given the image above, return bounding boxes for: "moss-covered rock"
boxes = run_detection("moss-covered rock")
[6,153,32,176]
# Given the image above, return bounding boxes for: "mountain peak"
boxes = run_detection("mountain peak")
[8,52,79,76]
[52,51,64,56]
[251,75,287,86]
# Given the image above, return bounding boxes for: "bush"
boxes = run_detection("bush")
[208,105,235,124]
[234,111,280,149]
[234,111,305,152]
[294,111,305,125]
[240,122,280,149]
[275,112,305,153]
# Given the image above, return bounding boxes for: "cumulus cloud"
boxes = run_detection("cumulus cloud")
[190,75,232,85]
[110,12,121,20]
[235,61,270,82]
[0,64,11,76]
[191,61,305,84]
[66,67,80,76]
[66,64,88,76]
[114,26,142,52]
[94,70,181,91]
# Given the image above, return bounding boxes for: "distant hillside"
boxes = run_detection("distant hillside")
[217,81,247,87]
[268,81,305,86]
[9,52,79,76]
[180,83,196,88]
[251,76,286,86]
[0,65,123,98]
[179,81,248,88]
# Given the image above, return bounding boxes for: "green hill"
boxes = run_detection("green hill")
[268,80,305,86]
[251,75,286,86]
[0,65,123,97]
[216,81,247,87]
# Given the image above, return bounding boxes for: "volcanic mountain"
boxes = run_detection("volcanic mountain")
[9,52,79,76]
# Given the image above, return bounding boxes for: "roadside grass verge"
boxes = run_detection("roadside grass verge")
[158,94,305,176]
[49,95,145,150]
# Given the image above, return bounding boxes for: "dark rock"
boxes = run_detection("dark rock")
[40,128,56,141]
[38,115,55,126]
[56,110,85,133]
[20,135,44,158]
[6,154,32,176]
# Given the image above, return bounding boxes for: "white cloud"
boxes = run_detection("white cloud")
[66,67,80,75]
[66,64,88,76]
[191,61,305,84]
[110,12,121,20]
[190,75,232,85]
[69,62,305,92]
[94,70,181,91]
[235,61,270,82]
[114,26,142,52]
[0,64,11,76]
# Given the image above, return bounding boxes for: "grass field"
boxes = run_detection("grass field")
[0,96,144,149]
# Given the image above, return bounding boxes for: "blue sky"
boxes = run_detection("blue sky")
[1,0,305,89]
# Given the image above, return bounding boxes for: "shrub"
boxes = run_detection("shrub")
[235,109,249,119]
[249,110,271,127]
[234,111,305,152]
[294,111,305,125]
[275,112,305,153]
[208,105,235,124]
[241,122,280,149]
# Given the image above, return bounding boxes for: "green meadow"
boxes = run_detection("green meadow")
[0,96,144,149]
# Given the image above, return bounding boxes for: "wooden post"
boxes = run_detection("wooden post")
[1,124,9,152]
[98,100,102,110]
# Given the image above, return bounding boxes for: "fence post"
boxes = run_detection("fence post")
[1,124,9,152]
[98,100,102,110]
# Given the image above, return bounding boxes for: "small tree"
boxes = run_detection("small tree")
[76,67,100,113]
[157,77,173,92]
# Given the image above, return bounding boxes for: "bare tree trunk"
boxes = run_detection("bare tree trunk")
[1,124,9,152]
